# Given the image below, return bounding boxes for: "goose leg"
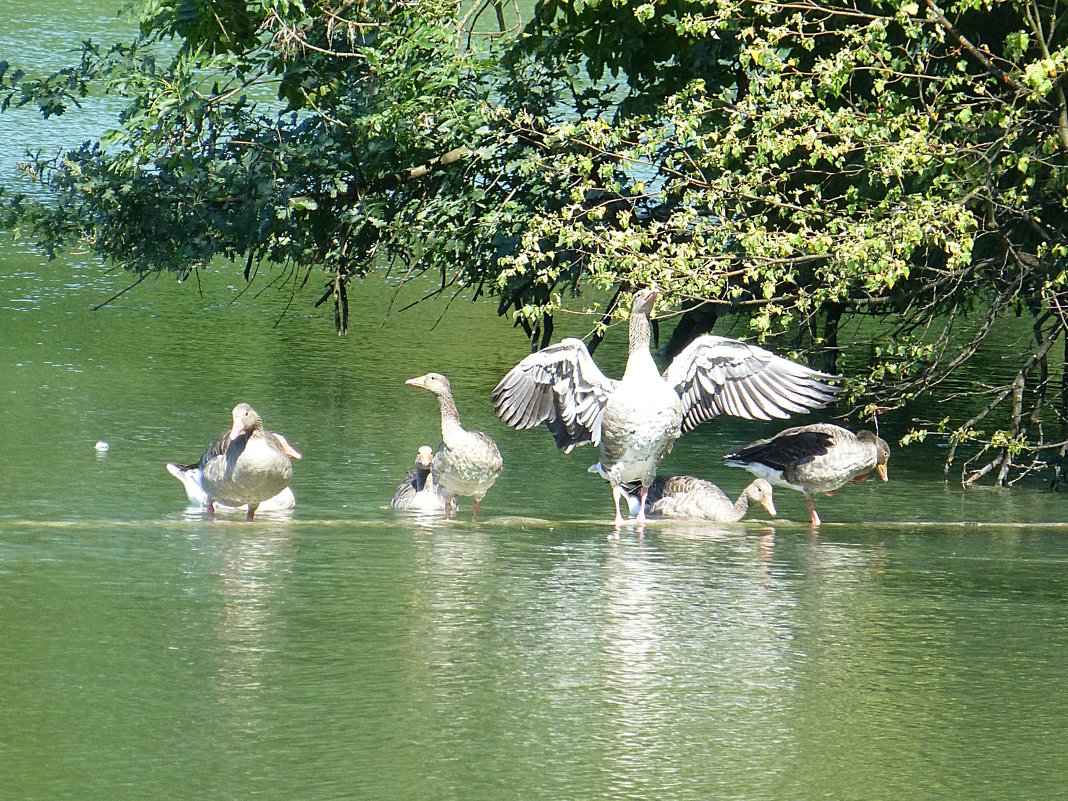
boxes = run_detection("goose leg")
[612,485,625,527]
[471,498,481,523]
[635,485,649,525]
[246,502,259,522]
[807,497,821,527]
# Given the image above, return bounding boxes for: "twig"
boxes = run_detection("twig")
[91,270,156,310]
[925,0,1035,98]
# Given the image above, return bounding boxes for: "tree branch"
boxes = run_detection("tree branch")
[925,0,1035,98]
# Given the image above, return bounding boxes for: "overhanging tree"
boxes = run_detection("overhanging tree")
[1,0,1066,484]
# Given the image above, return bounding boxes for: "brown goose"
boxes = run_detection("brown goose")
[193,403,301,521]
[391,445,456,515]
[724,423,889,526]
[406,373,503,521]
[493,288,839,525]
[625,476,776,522]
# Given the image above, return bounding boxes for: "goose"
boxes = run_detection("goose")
[724,423,889,526]
[166,462,296,513]
[624,476,776,522]
[391,445,457,515]
[188,403,302,521]
[492,288,839,525]
[406,373,503,521]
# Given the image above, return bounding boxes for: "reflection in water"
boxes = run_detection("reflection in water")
[378,520,981,798]
[600,544,672,756]
[595,535,805,796]
[180,505,296,524]
[209,526,295,728]
[4,517,1068,800]
[390,508,455,533]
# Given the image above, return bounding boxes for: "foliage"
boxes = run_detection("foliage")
[1,0,1067,483]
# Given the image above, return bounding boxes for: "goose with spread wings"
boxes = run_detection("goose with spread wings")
[492,288,839,525]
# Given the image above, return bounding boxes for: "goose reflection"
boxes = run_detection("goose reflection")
[208,527,294,729]
[595,536,803,782]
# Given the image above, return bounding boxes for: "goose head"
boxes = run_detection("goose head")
[857,431,890,481]
[746,478,777,517]
[228,403,262,441]
[631,287,659,318]
[406,372,452,397]
[412,444,435,491]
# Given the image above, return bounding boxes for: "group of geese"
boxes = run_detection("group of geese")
[168,289,890,527]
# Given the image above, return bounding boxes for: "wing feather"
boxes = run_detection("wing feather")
[664,335,839,434]
[725,427,837,471]
[748,371,812,416]
[493,339,618,451]
[197,430,232,468]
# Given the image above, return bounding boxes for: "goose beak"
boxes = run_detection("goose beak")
[876,463,889,481]
[761,497,777,517]
[405,376,425,389]
[228,420,245,442]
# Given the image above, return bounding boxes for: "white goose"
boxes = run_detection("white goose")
[187,403,301,521]
[625,476,776,522]
[725,423,889,526]
[493,288,838,525]
[406,373,503,521]
[391,445,457,515]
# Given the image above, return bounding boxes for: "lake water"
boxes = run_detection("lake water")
[3,2,1068,799]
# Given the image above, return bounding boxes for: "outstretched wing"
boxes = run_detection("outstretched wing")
[663,335,839,434]
[493,338,619,452]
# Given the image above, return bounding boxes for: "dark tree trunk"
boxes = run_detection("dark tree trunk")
[820,302,843,375]
[661,300,719,360]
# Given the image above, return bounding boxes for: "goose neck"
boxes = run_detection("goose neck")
[437,391,465,443]
[628,305,652,356]
[413,464,431,492]
[622,309,660,381]
[731,492,750,521]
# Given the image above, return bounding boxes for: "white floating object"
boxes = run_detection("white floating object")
[95,441,110,453]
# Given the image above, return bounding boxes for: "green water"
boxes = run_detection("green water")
[3,2,1068,799]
